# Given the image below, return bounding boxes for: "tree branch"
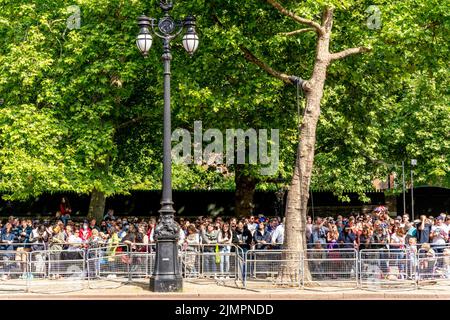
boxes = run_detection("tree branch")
[322,6,334,32]
[266,0,324,35]
[116,117,145,130]
[278,28,315,36]
[239,45,294,85]
[360,151,394,167]
[329,47,371,61]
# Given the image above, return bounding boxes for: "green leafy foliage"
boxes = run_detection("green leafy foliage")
[0,0,448,204]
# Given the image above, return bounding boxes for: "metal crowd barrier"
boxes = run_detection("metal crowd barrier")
[359,249,417,291]
[0,243,449,293]
[0,250,28,293]
[417,248,450,289]
[28,249,87,294]
[244,249,302,288]
[179,244,238,280]
[128,244,156,280]
[304,248,358,290]
[86,244,131,289]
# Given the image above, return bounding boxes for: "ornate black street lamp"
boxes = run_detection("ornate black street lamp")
[136,0,199,292]
[410,159,417,221]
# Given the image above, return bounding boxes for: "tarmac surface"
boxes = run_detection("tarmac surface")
[0,278,449,299]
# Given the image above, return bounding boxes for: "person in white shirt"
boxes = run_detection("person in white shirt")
[271,218,285,249]
[390,227,406,277]
[430,216,448,253]
[64,225,83,260]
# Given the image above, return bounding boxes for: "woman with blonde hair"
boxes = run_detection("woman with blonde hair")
[326,223,341,278]
[326,224,339,249]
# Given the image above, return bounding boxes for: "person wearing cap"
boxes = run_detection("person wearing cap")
[430,216,448,253]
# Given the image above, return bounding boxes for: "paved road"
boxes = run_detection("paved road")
[1,279,450,299]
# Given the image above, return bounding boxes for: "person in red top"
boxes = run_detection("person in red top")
[78,222,92,242]
[59,197,72,215]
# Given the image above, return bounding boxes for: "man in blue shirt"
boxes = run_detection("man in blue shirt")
[309,217,328,246]
[416,215,432,244]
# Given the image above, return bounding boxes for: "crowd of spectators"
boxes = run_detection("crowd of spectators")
[1,196,449,256]
[1,199,449,280]
[1,202,449,256]
[306,206,450,254]
[0,210,285,252]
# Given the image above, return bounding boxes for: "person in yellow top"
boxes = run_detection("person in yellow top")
[106,227,120,261]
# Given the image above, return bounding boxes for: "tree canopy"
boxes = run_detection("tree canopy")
[0,0,448,205]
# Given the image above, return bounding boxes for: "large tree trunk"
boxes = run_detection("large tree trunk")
[234,165,257,217]
[88,188,106,222]
[280,8,333,285]
[240,2,370,287]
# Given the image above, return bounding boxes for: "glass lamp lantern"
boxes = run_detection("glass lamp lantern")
[136,15,152,57]
[182,16,199,55]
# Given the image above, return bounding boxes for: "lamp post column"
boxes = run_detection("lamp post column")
[149,36,183,293]
[161,38,174,215]
[411,165,415,222]
[402,161,406,215]
[136,0,199,293]
[410,159,417,222]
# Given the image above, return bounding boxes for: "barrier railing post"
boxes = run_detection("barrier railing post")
[243,250,247,288]
[300,250,304,289]
[354,249,359,289]
[127,248,132,283]
[26,251,31,293]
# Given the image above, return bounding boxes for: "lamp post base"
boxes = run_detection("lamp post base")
[149,275,183,292]
[149,237,183,292]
